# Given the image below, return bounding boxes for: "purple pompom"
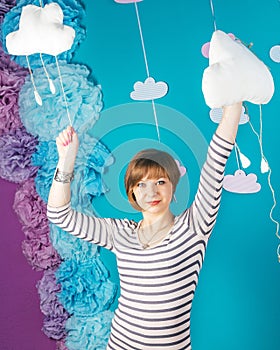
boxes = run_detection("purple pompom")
[13,178,48,234]
[0,0,16,23]
[22,235,61,271]
[0,128,38,183]
[0,62,28,135]
[37,270,70,340]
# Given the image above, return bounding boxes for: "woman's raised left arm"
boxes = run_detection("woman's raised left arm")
[216,102,243,143]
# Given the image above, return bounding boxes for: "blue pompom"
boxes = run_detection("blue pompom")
[19,61,103,141]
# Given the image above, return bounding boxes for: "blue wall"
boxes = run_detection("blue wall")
[74,1,280,349]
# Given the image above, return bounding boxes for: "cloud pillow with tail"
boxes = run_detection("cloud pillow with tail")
[202,30,274,108]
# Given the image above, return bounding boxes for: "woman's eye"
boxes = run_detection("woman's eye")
[157,180,165,185]
[137,182,145,188]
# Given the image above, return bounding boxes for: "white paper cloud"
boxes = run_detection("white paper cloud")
[270,45,280,63]
[6,3,75,56]
[223,170,261,194]
[202,30,274,108]
[114,0,143,3]
[209,106,249,124]
[130,77,168,101]
[175,160,187,177]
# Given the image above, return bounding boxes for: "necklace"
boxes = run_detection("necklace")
[138,217,174,249]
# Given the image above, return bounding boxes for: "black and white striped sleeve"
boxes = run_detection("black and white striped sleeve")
[47,202,116,250]
[188,132,234,237]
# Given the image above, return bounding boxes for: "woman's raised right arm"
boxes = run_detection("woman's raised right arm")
[47,126,115,250]
[48,126,78,207]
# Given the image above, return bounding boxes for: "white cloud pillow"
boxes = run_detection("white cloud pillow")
[202,30,274,108]
[6,3,75,56]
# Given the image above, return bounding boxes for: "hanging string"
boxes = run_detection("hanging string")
[248,107,279,250]
[26,55,42,106]
[40,53,56,94]
[55,56,73,127]
[234,144,241,170]
[209,0,217,31]
[134,2,150,77]
[151,99,161,142]
[134,2,160,142]
[235,142,251,168]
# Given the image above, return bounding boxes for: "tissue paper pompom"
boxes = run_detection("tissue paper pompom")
[0,0,16,23]
[19,61,103,141]
[50,224,98,261]
[56,258,117,316]
[43,316,69,340]
[13,178,48,232]
[0,128,38,183]
[22,234,61,271]
[37,270,70,340]
[32,136,112,204]
[0,42,29,74]
[2,0,85,67]
[32,140,58,202]
[56,339,68,350]
[0,67,27,135]
[65,311,114,350]
[71,137,114,213]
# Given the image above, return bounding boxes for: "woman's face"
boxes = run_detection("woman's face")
[133,176,173,214]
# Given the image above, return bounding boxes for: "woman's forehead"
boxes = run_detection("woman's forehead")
[138,175,169,182]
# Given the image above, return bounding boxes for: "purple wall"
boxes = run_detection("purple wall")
[0,178,55,350]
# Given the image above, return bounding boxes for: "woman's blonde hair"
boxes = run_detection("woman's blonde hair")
[124,149,181,211]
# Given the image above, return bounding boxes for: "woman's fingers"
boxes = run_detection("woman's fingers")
[57,126,75,147]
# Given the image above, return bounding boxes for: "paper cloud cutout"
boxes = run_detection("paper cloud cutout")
[6,3,75,56]
[175,160,187,177]
[202,30,274,108]
[130,77,168,101]
[223,170,261,194]
[209,106,249,124]
[270,45,280,63]
[114,0,143,3]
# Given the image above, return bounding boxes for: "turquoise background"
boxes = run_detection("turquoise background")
[74,1,280,349]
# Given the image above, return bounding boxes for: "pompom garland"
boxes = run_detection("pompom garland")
[1,0,117,348]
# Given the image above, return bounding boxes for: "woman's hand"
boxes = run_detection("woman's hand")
[56,126,79,172]
[216,102,243,143]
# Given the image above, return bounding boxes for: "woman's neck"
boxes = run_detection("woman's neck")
[141,209,174,229]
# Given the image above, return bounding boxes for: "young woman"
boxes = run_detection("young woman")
[47,102,242,349]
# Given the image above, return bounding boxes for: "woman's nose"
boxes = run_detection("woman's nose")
[145,182,158,196]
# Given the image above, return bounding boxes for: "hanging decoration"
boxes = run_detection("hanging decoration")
[269,45,280,63]
[114,0,168,142]
[6,2,75,126]
[203,0,279,260]
[1,0,117,348]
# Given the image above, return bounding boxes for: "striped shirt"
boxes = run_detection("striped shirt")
[47,133,233,350]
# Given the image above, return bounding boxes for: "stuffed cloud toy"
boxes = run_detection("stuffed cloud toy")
[5,3,75,109]
[202,30,274,108]
[6,3,75,56]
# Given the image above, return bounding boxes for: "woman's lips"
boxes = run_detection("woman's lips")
[148,200,161,206]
